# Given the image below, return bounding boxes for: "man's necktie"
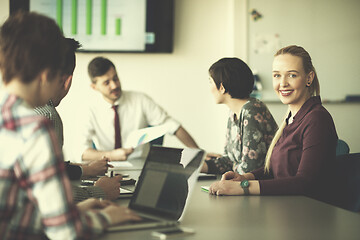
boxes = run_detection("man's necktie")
[112,105,122,149]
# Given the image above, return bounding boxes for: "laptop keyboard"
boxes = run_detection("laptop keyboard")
[125,215,158,225]
[138,216,158,223]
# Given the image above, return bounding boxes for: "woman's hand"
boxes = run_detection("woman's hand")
[221,171,246,181]
[209,180,243,195]
[205,152,222,160]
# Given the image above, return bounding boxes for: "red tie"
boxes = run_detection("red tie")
[112,105,122,149]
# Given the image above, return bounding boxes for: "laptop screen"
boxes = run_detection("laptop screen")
[129,146,204,220]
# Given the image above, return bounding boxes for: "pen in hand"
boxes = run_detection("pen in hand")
[102,156,113,169]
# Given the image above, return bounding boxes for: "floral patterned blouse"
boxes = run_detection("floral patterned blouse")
[206,98,278,174]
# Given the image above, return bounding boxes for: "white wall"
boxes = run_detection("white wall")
[1,0,359,159]
[248,0,360,102]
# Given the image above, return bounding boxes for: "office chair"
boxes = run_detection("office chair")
[333,153,360,212]
[149,136,164,146]
[336,139,350,156]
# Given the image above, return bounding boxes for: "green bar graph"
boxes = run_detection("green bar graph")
[86,0,92,35]
[56,0,114,36]
[101,0,107,35]
[115,18,121,35]
[56,0,62,30]
[71,0,77,35]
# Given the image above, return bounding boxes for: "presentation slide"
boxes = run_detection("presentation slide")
[30,0,146,51]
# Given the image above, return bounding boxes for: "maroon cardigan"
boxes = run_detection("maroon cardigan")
[251,96,338,201]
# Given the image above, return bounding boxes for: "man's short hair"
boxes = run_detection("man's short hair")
[209,57,254,99]
[63,38,81,76]
[88,57,116,83]
[0,11,66,84]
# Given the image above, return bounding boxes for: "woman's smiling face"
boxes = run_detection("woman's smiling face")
[272,53,313,114]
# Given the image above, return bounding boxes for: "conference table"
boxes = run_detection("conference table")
[99,170,360,240]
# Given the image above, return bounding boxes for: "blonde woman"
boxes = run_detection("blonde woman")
[209,46,338,202]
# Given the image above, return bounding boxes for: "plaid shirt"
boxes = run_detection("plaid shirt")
[34,100,64,147]
[0,91,110,239]
[34,101,106,202]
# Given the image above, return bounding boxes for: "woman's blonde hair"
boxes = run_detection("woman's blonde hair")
[264,45,320,172]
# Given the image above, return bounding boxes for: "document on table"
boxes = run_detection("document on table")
[110,124,168,169]
[124,124,168,148]
[110,161,133,168]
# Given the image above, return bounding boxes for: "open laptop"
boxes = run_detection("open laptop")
[108,145,205,232]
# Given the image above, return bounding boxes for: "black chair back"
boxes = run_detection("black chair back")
[333,153,360,212]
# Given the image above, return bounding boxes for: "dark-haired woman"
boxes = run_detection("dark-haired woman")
[202,57,278,175]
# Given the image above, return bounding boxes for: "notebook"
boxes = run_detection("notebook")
[107,145,205,232]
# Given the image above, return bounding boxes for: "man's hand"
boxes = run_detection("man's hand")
[77,198,115,212]
[109,148,134,161]
[102,205,142,225]
[77,199,141,225]
[94,175,122,200]
[82,157,112,176]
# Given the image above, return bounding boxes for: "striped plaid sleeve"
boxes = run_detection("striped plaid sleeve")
[20,119,109,239]
[71,185,106,203]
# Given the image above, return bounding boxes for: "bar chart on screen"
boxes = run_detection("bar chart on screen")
[30,0,146,51]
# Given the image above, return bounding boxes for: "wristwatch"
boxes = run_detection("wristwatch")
[240,179,250,195]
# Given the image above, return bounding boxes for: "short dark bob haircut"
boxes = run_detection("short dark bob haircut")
[209,57,254,99]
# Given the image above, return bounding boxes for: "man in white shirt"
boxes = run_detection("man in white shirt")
[80,57,198,162]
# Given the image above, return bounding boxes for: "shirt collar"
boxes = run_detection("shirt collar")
[230,98,253,122]
[113,93,125,107]
[287,96,322,124]
[103,91,125,109]
[48,99,55,108]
